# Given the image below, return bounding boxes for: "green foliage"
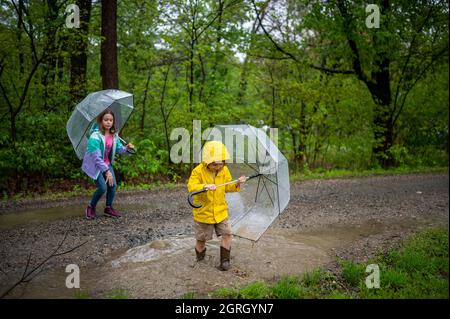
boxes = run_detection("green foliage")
[339,259,367,287]
[0,0,447,196]
[207,228,448,299]
[357,229,449,298]
[302,268,324,287]
[211,287,240,299]
[238,281,271,299]
[104,289,129,299]
[115,138,169,179]
[181,291,196,299]
[74,290,91,299]
[270,276,304,299]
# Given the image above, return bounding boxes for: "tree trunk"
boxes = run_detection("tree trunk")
[101,0,118,89]
[211,0,224,80]
[336,0,395,168]
[364,57,394,167]
[70,0,92,103]
[10,112,17,144]
[188,39,195,112]
[140,71,152,132]
[237,1,268,105]
[17,0,24,75]
[42,0,59,109]
[298,100,307,165]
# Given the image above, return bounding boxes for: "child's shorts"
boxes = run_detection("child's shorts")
[194,218,232,241]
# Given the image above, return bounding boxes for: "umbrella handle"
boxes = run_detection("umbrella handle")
[247,173,262,180]
[118,136,137,155]
[187,189,207,208]
[187,173,262,208]
[126,148,137,155]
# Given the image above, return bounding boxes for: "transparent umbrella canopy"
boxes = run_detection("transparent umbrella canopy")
[202,124,290,242]
[66,90,134,160]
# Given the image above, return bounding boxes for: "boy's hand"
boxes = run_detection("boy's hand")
[126,143,134,150]
[204,184,216,191]
[237,176,247,185]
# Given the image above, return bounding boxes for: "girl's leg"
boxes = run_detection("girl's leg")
[90,173,107,208]
[105,165,116,207]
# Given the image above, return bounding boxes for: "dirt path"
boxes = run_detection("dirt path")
[0,173,448,298]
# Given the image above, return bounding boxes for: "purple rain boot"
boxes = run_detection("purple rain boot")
[85,205,96,220]
[104,206,121,218]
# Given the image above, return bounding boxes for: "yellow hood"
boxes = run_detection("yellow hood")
[201,141,230,165]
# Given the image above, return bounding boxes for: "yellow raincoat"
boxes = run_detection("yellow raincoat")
[187,141,240,224]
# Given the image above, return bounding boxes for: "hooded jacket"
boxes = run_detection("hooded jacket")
[187,141,240,224]
[81,127,127,180]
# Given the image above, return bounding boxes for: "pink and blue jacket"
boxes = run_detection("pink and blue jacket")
[81,129,127,180]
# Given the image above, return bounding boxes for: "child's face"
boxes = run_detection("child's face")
[102,114,114,131]
[207,161,224,173]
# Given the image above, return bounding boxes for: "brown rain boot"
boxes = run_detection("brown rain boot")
[219,246,231,271]
[195,247,206,261]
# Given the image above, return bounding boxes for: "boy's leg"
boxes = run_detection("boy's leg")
[194,221,213,261]
[216,219,232,271]
[221,234,232,250]
[196,240,206,252]
[195,240,206,261]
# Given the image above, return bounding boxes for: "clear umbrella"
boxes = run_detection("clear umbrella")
[191,124,290,242]
[66,90,134,159]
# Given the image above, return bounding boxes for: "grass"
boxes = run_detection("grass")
[3,165,446,202]
[290,166,448,183]
[104,289,129,299]
[208,228,449,299]
[3,181,181,202]
[74,289,130,299]
[181,291,197,299]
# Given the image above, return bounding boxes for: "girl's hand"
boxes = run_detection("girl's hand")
[105,171,114,187]
[204,184,216,191]
[126,143,134,150]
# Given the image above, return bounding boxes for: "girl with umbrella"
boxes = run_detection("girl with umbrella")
[82,109,135,219]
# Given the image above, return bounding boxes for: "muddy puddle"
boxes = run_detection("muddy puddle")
[4,219,394,299]
[0,202,162,230]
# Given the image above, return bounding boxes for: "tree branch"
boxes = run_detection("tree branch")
[11,0,38,63]
[392,45,448,126]
[309,64,355,75]
[250,0,299,63]
[0,225,90,299]
[335,0,370,85]
[393,3,435,113]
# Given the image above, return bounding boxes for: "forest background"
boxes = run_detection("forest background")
[0,0,448,197]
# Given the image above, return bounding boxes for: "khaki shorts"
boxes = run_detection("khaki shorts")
[194,218,232,241]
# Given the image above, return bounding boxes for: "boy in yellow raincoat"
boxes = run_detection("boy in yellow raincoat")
[187,141,246,271]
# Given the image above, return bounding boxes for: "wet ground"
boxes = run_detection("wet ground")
[0,173,448,298]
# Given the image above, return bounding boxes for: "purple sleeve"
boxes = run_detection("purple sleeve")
[117,140,128,155]
[92,150,109,172]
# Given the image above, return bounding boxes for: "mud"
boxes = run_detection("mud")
[0,173,448,298]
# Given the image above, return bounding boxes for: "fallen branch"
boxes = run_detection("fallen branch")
[0,224,90,299]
